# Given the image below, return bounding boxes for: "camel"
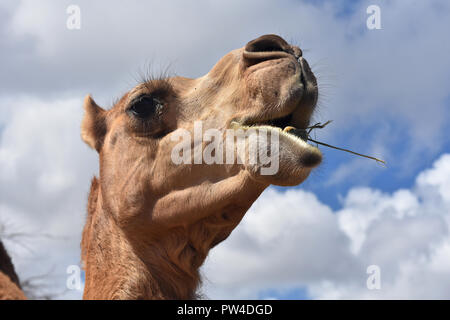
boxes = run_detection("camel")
[0,34,320,300]
[0,33,321,300]
[80,34,321,299]
[0,241,26,299]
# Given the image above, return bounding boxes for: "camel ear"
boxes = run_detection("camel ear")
[81,95,107,152]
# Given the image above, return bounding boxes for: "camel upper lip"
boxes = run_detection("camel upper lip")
[238,35,316,143]
[242,50,292,65]
[243,34,295,67]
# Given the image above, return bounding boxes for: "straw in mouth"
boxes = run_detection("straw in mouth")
[302,120,386,166]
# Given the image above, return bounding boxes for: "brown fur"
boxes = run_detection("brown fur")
[81,35,320,299]
[0,241,26,300]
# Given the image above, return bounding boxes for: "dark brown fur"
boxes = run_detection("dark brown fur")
[0,241,26,299]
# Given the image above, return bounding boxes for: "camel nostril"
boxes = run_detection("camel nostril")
[243,35,293,67]
[244,34,291,53]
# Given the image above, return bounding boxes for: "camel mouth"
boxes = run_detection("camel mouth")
[237,113,308,141]
[231,111,322,169]
[230,119,322,171]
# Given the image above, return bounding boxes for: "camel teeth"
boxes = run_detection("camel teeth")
[283,126,296,132]
[230,121,242,129]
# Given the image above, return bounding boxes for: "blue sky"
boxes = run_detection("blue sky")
[277,0,450,212]
[301,125,450,211]
[1,0,450,299]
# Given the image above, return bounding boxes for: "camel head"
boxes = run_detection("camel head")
[81,34,321,299]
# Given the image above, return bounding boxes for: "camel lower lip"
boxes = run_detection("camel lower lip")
[230,121,319,151]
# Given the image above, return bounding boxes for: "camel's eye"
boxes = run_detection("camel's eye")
[127,95,163,119]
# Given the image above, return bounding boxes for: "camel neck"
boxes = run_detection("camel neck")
[82,179,200,299]
[81,176,265,299]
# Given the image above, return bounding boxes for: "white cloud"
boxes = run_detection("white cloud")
[201,153,450,299]
[416,154,450,204]
[0,0,449,300]
[0,0,448,180]
[3,96,449,300]
[0,96,95,299]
